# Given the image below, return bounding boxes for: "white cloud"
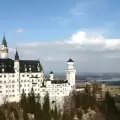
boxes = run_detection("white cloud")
[66,31,120,51]
[16,29,24,33]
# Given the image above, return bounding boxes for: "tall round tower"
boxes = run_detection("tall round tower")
[49,71,54,80]
[66,58,76,88]
[1,36,8,59]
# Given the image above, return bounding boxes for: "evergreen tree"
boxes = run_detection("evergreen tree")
[76,109,83,120]
[75,92,82,109]
[27,93,31,113]
[62,111,69,120]
[34,94,42,120]
[104,91,117,120]
[20,89,26,109]
[85,85,91,94]
[52,104,59,120]
[23,110,28,120]
[42,92,51,120]
[20,89,28,116]
[98,91,118,120]
[27,88,36,114]
[0,109,6,120]
[82,94,90,112]
[36,93,40,103]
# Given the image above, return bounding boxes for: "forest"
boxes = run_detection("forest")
[0,88,120,120]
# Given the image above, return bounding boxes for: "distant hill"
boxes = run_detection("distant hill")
[45,73,120,81]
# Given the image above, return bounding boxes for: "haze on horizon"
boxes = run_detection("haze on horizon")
[0,0,120,73]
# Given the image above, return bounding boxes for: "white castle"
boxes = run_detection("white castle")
[0,36,76,105]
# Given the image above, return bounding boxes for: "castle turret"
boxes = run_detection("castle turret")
[66,58,76,88]
[1,35,8,59]
[14,49,20,73]
[14,49,19,61]
[14,49,20,101]
[49,71,54,80]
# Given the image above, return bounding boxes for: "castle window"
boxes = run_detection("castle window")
[4,81,6,83]
[38,68,40,71]
[27,75,29,77]
[2,69,4,72]
[12,85,14,88]
[4,75,6,77]
[22,75,25,77]
[0,81,2,83]
[12,75,14,77]
[0,91,2,93]
[0,86,1,88]
[0,75,2,77]
[25,68,27,72]
[12,90,14,92]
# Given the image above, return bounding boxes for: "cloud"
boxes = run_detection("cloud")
[8,30,120,73]
[66,31,120,51]
[16,29,24,33]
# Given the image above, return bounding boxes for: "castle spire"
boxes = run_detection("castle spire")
[67,58,74,62]
[2,35,7,47]
[14,49,19,60]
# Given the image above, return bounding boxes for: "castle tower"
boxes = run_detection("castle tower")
[1,35,8,59]
[14,49,20,73]
[49,71,54,80]
[66,58,76,88]
[14,49,20,101]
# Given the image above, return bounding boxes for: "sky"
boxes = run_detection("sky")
[0,0,120,73]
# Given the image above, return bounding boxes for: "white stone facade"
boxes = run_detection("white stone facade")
[0,36,76,105]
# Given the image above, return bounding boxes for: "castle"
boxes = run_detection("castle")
[0,36,76,105]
